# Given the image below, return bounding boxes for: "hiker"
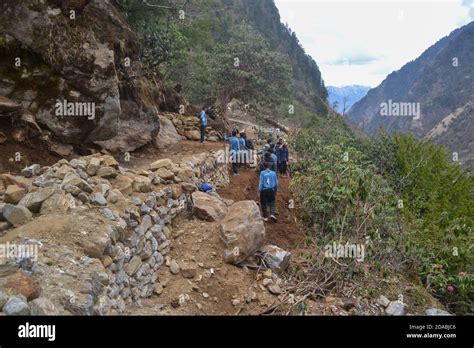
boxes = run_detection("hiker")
[258,151,277,173]
[278,143,289,177]
[259,162,278,222]
[239,132,249,166]
[199,107,208,143]
[265,139,275,152]
[224,130,241,175]
[243,133,254,150]
[268,147,278,164]
[239,132,247,149]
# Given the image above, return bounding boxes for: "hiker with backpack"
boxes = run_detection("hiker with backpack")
[259,162,278,222]
[199,107,208,143]
[224,130,241,175]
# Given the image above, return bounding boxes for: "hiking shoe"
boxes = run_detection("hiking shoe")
[263,217,268,222]
[270,215,277,222]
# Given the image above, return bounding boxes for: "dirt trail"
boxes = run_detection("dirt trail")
[218,168,305,251]
[125,148,309,315]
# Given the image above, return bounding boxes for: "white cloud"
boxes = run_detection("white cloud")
[275,0,473,87]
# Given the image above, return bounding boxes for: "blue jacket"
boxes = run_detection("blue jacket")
[200,111,208,126]
[259,169,278,192]
[278,147,289,162]
[239,138,246,148]
[271,153,278,163]
[225,136,240,152]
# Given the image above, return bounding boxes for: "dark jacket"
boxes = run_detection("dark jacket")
[278,147,289,162]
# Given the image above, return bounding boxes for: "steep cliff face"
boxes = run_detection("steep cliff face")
[0,0,167,153]
[348,21,474,166]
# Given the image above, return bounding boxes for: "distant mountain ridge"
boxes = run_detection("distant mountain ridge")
[327,85,370,113]
[348,21,474,167]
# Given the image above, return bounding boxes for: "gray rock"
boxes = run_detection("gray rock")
[18,187,56,213]
[21,164,41,178]
[3,204,33,226]
[103,208,115,220]
[376,295,390,307]
[62,173,93,193]
[130,196,142,206]
[69,159,87,170]
[87,158,101,176]
[3,294,30,315]
[268,284,282,295]
[425,308,452,316]
[181,182,196,193]
[139,203,151,215]
[385,301,405,316]
[259,245,291,274]
[96,166,117,179]
[63,184,82,196]
[125,255,142,276]
[144,194,156,208]
[170,259,180,274]
[77,192,89,203]
[91,192,107,206]
[34,178,63,188]
[107,189,123,204]
[137,215,152,235]
[30,297,59,315]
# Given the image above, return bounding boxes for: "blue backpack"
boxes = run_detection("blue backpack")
[200,183,213,192]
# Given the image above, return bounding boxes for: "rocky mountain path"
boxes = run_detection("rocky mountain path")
[124,158,309,315]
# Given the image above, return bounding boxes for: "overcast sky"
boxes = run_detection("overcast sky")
[274,0,474,87]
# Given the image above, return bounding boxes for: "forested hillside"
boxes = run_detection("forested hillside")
[116,0,328,115]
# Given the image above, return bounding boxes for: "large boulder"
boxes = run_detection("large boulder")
[0,0,162,153]
[192,191,228,222]
[219,200,265,264]
[40,193,70,214]
[184,130,201,141]
[4,185,27,204]
[2,204,33,226]
[18,187,57,213]
[154,115,181,149]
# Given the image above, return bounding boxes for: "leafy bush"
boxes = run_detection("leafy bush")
[354,131,474,313]
[290,123,401,264]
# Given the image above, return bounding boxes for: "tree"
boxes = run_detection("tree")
[209,23,292,108]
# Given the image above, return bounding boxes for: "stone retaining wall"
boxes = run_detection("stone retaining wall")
[0,149,229,315]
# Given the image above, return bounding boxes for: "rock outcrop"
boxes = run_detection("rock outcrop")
[0,0,178,153]
[192,191,228,222]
